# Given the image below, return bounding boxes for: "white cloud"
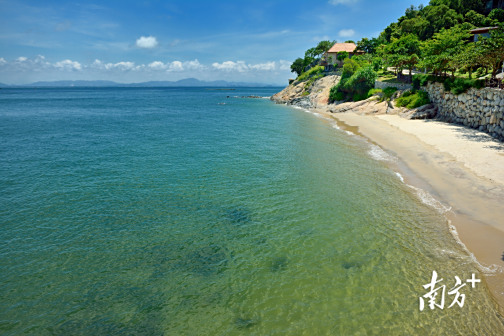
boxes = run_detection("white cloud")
[184,59,204,70]
[148,61,167,70]
[16,57,28,62]
[211,60,292,73]
[328,0,359,5]
[136,36,158,49]
[0,58,6,66]
[168,61,184,72]
[212,61,249,72]
[112,61,136,70]
[338,29,355,38]
[54,59,82,71]
[249,61,276,71]
[92,59,141,71]
[147,59,204,72]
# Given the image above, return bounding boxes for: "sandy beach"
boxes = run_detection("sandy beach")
[312,105,504,310]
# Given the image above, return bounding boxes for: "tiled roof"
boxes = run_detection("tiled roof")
[469,27,498,34]
[327,43,357,53]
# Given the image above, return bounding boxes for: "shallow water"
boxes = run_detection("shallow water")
[1,87,503,335]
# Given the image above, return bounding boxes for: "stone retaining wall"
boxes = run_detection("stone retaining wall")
[375,81,412,91]
[424,82,504,140]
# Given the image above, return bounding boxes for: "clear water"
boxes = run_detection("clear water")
[1,87,503,335]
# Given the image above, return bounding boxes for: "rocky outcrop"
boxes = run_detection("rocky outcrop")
[271,81,306,104]
[425,82,504,140]
[400,104,438,120]
[326,97,389,115]
[271,75,340,108]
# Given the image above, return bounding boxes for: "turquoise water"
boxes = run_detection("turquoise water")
[1,87,503,335]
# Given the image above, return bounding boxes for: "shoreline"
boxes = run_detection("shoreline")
[310,105,504,311]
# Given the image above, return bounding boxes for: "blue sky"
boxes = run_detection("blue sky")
[0,0,424,85]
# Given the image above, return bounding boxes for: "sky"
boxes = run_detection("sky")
[0,0,425,85]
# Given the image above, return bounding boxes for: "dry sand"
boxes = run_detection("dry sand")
[313,106,504,310]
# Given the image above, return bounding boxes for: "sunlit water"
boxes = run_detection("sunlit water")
[1,87,503,335]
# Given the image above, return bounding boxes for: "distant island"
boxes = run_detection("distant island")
[0,78,280,88]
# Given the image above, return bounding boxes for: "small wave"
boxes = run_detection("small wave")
[293,106,331,120]
[446,221,504,275]
[408,184,451,214]
[368,144,396,162]
[291,105,309,113]
[395,172,405,183]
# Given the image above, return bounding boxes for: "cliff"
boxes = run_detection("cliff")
[271,75,340,108]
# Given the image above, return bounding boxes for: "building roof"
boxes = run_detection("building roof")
[327,42,357,53]
[469,26,498,34]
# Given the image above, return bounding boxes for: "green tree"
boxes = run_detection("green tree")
[464,10,488,27]
[478,25,504,78]
[400,16,430,38]
[453,42,484,79]
[290,58,305,77]
[304,47,317,60]
[314,40,335,57]
[356,37,384,54]
[422,5,462,40]
[383,34,421,76]
[337,51,349,62]
[456,0,485,15]
[380,22,401,43]
[488,9,504,23]
[421,26,470,76]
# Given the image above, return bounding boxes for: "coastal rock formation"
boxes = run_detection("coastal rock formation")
[400,104,438,120]
[326,97,389,115]
[271,75,340,108]
[425,82,504,140]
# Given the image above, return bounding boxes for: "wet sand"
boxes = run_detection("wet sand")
[314,108,504,311]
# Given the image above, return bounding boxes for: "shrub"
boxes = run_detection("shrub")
[372,58,383,72]
[329,85,345,102]
[353,92,369,101]
[329,66,377,102]
[297,66,324,82]
[412,74,433,90]
[443,77,484,95]
[368,88,383,96]
[412,74,484,95]
[396,90,430,109]
[382,87,398,100]
[341,58,361,79]
[345,66,377,96]
[451,78,484,94]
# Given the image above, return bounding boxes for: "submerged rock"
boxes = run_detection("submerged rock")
[270,256,288,272]
[224,207,252,226]
[235,317,259,329]
[183,245,230,276]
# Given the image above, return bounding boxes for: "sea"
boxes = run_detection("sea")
[1,87,503,335]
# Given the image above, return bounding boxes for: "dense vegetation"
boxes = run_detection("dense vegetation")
[291,0,504,103]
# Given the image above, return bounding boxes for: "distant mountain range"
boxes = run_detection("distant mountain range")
[0,78,279,88]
